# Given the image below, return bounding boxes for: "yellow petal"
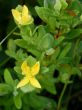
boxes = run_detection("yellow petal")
[21,61,30,75]
[31,61,40,76]
[11,9,21,23]
[21,5,29,24]
[22,5,28,15]
[30,77,41,88]
[17,77,29,88]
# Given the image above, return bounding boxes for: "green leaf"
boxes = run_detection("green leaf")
[54,0,62,11]
[21,84,35,93]
[33,25,54,51]
[15,39,28,49]
[58,64,71,83]
[14,66,21,75]
[54,36,65,46]
[15,25,54,55]
[13,94,22,109]
[60,0,68,10]
[26,56,36,66]
[46,47,60,66]
[54,0,68,11]
[69,0,82,14]
[45,48,55,55]
[72,67,81,77]
[35,6,57,30]
[0,83,12,96]
[39,33,54,50]
[6,39,16,58]
[59,72,70,83]
[78,41,82,53]
[4,69,14,87]
[20,26,32,41]
[59,43,72,59]
[58,57,72,64]
[35,6,54,21]
[16,49,27,60]
[7,39,16,52]
[29,94,57,110]
[44,0,55,9]
[15,39,41,57]
[40,67,49,74]
[66,29,82,39]
[41,75,57,94]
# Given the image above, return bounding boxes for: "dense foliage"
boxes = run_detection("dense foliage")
[0,0,82,110]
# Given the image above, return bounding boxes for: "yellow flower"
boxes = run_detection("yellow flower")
[17,61,41,88]
[11,5,33,25]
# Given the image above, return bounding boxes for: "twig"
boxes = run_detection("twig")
[57,82,68,110]
[0,26,17,45]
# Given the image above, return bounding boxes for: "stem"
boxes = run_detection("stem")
[0,26,17,45]
[57,82,68,110]
[13,32,21,36]
[65,76,75,107]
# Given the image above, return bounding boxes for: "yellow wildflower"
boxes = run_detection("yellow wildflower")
[11,5,33,25]
[17,61,41,88]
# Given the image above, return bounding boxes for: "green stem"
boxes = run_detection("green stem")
[13,32,21,36]
[0,26,17,45]
[57,82,68,110]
